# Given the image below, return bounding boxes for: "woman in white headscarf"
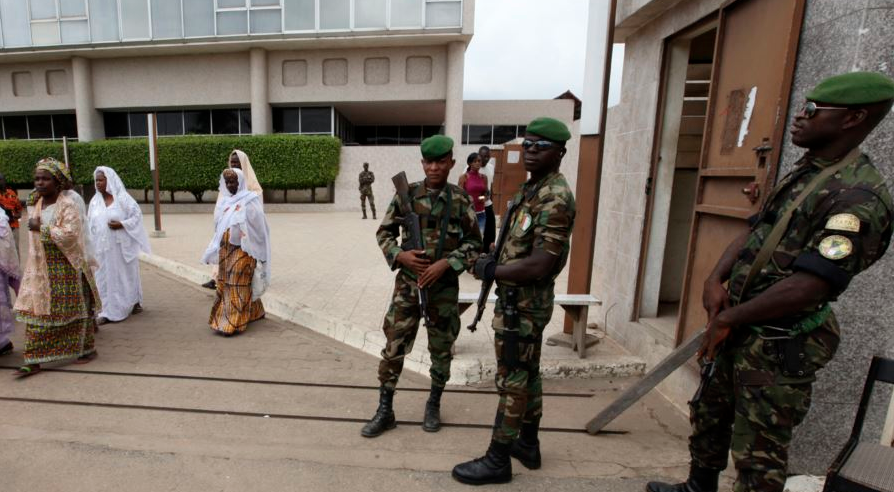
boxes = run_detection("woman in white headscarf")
[87,167,151,324]
[0,213,20,356]
[203,149,263,290]
[202,168,270,336]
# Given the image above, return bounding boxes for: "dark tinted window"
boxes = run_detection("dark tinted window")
[517,125,526,138]
[212,109,239,135]
[53,114,78,138]
[129,112,149,137]
[239,109,252,134]
[376,126,399,145]
[301,107,331,133]
[398,126,421,145]
[157,111,183,136]
[461,124,469,144]
[422,125,442,139]
[184,110,211,134]
[354,126,375,145]
[4,116,27,139]
[104,113,129,138]
[467,125,492,145]
[492,125,516,144]
[27,115,53,139]
[273,108,300,133]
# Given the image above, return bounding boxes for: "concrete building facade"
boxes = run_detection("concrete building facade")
[0,0,577,209]
[591,0,894,474]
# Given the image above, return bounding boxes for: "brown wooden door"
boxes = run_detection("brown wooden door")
[492,144,527,216]
[675,0,806,344]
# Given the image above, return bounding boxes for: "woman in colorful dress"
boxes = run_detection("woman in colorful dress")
[202,168,270,336]
[13,158,99,377]
[87,167,151,324]
[203,149,263,290]
[458,152,489,235]
[0,213,21,356]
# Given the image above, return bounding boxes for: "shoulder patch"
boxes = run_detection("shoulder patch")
[825,213,861,233]
[818,235,853,260]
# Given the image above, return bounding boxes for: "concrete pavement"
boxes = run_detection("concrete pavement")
[140,211,645,385]
[0,264,697,492]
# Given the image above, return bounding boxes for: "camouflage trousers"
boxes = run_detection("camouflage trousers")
[377,271,460,390]
[689,325,838,492]
[492,330,543,444]
[360,191,376,215]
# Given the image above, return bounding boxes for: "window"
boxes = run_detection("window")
[492,125,516,144]
[88,0,120,42]
[184,0,215,37]
[273,108,300,133]
[466,125,491,145]
[121,0,150,39]
[355,0,386,29]
[1,0,32,47]
[320,0,349,30]
[425,0,461,28]
[106,109,250,137]
[29,0,90,45]
[461,124,527,145]
[273,107,333,135]
[151,0,183,39]
[0,114,78,140]
[283,0,314,31]
[216,0,283,36]
[391,0,422,28]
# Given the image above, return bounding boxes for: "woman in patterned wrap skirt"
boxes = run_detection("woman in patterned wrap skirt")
[201,169,271,336]
[13,158,100,377]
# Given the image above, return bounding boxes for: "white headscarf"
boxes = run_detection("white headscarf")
[202,169,271,295]
[221,150,263,202]
[88,166,152,262]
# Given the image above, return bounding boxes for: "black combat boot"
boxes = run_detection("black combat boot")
[422,385,444,432]
[645,465,721,492]
[510,419,541,469]
[362,209,368,219]
[361,387,396,437]
[451,440,512,485]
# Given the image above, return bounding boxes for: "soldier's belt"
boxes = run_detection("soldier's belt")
[749,303,831,339]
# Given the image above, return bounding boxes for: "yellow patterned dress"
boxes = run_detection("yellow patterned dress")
[209,230,265,335]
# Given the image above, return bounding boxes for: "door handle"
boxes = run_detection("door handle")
[742,182,760,204]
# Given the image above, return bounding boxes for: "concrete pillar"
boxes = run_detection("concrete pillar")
[71,57,104,142]
[444,41,466,144]
[250,48,272,135]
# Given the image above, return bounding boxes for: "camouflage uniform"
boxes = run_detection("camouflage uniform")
[376,181,482,389]
[359,170,376,218]
[490,171,575,444]
[690,153,893,492]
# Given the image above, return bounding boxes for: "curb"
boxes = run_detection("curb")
[140,253,645,385]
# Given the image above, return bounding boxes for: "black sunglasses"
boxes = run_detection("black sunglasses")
[522,139,559,151]
[800,101,849,119]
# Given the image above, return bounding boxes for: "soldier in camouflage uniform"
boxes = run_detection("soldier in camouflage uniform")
[359,162,376,220]
[361,135,482,438]
[647,72,894,492]
[452,117,576,485]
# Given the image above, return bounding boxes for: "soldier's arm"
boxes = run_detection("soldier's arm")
[495,188,573,283]
[717,189,892,327]
[445,192,483,273]
[707,232,750,284]
[375,195,404,270]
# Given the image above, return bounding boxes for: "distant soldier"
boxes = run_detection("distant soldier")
[453,117,576,485]
[359,162,376,219]
[647,72,894,492]
[361,136,482,437]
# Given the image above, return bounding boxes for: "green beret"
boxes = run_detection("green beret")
[526,117,571,142]
[806,71,894,105]
[420,135,454,159]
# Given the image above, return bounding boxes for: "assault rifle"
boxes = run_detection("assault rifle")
[391,171,433,328]
[466,199,523,333]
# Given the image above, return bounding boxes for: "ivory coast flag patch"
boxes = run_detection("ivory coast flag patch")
[819,235,853,260]
[519,213,533,232]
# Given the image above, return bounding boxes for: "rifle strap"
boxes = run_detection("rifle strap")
[736,147,862,302]
[434,186,452,261]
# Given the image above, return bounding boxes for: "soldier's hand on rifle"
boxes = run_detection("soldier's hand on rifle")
[703,275,731,321]
[698,315,732,362]
[473,254,497,282]
[418,258,449,288]
[397,249,430,276]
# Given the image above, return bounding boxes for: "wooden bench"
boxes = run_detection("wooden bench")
[457,293,602,358]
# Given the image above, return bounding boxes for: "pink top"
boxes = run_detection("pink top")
[463,170,487,213]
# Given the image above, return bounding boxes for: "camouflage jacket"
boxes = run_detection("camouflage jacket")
[493,172,576,327]
[728,153,893,316]
[359,171,375,193]
[376,181,482,280]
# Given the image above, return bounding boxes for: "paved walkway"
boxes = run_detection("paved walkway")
[141,212,645,385]
[0,265,695,492]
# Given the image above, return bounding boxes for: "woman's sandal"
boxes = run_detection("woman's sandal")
[0,341,13,356]
[74,351,98,364]
[14,365,41,378]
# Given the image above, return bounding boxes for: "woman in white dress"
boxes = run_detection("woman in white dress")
[87,167,151,324]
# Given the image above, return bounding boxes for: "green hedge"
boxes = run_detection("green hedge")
[0,135,341,195]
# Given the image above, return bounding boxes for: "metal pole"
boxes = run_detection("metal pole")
[148,113,165,238]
